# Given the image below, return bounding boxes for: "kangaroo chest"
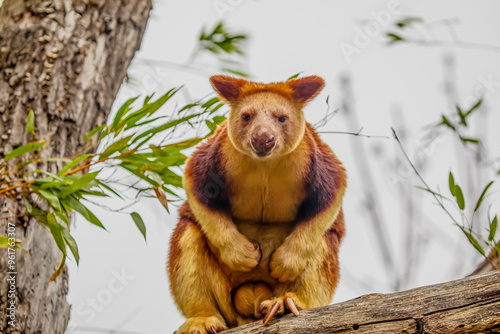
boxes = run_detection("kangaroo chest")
[226,160,307,224]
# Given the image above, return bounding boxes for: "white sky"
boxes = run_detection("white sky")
[66,1,500,333]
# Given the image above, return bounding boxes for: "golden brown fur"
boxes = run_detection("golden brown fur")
[168,76,346,334]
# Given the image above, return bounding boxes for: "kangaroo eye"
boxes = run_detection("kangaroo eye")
[278,116,287,123]
[242,114,251,121]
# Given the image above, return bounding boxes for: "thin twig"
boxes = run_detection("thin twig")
[392,127,459,225]
[0,181,35,195]
[319,127,389,139]
[403,39,500,54]
[392,127,498,270]
[0,214,24,220]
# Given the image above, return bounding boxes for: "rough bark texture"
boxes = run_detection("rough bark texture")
[0,0,152,333]
[226,270,500,334]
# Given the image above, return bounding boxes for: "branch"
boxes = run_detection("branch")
[319,127,389,139]
[226,271,500,333]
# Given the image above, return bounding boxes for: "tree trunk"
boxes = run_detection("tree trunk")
[226,270,500,334]
[0,1,152,333]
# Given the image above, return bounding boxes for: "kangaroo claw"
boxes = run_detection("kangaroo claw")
[285,297,299,316]
[262,302,280,325]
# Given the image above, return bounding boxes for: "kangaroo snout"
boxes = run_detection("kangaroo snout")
[251,128,275,156]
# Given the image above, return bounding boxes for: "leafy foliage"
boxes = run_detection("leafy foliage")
[394,95,499,265]
[0,88,227,279]
[435,99,483,145]
[200,21,246,56]
[198,21,249,78]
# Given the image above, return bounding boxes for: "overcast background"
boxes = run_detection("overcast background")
[65,1,500,333]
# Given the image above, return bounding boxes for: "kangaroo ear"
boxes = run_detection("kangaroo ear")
[288,76,325,104]
[210,75,247,103]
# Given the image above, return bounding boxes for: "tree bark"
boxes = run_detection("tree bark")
[226,270,500,334]
[0,0,152,333]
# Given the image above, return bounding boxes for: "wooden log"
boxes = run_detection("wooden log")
[226,270,500,334]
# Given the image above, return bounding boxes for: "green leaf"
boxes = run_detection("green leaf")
[416,186,449,200]
[97,182,123,199]
[454,185,465,210]
[205,120,216,132]
[387,32,404,42]
[130,114,201,147]
[61,196,106,230]
[395,16,422,28]
[26,110,35,134]
[465,99,482,117]
[62,228,79,265]
[24,199,33,214]
[111,96,139,130]
[38,189,62,212]
[120,164,160,187]
[460,227,485,256]
[440,116,456,131]
[209,103,224,115]
[449,172,465,209]
[122,88,180,130]
[0,235,22,249]
[489,215,498,242]
[143,93,155,106]
[221,68,249,78]
[15,157,71,171]
[55,211,69,226]
[57,154,93,176]
[49,254,65,282]
[449,172,456,196]
[456,105,467,126]
[30,169,64,181]
[59,171,99,198]
[474,181,494,212]
[5,141,46,161]
[47,213,67,256]
[131,212,146,242]
[84,125,107,141]
[201,97,219,110]
[212,115,226,125]
[287,72,302,80]
[460,137,480,144]
[177,102,200,114]
[99,135,134,159]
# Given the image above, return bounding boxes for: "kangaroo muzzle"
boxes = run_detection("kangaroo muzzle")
[251,128,276,156]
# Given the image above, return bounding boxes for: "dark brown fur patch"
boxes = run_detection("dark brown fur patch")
[185,123,231,213]
[168,201,193,290]
[323,209,345,292]
[296,124,347,222]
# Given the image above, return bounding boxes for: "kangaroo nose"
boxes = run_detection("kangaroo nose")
[251,131,275,155]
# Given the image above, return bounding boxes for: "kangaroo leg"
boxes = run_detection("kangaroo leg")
[168,203,240,333]
[259,214,344,324]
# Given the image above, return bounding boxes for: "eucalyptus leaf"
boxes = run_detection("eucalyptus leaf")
[5,141,46,161]
[489,216,498,242]
[47,213,67,256]
[38,189,62,212]
[474,181,494,212]
[62,228,80,265]
[131,212,146,242]
[27,110,35,134]
[58,154,93,176]
[460,227,485,256]
[59,172,99,198]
